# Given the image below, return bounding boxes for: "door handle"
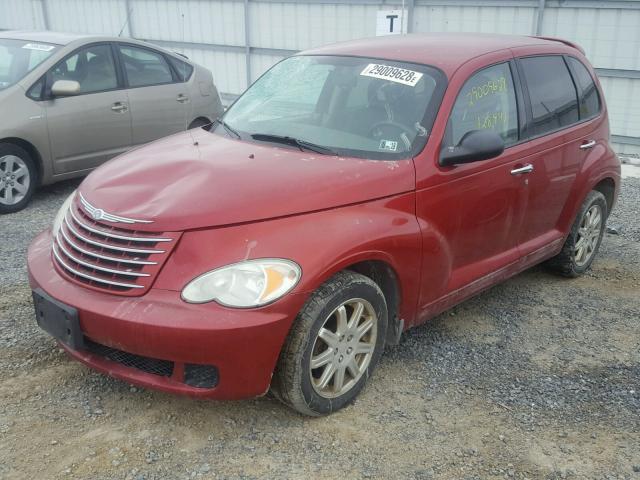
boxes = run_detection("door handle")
[580,140,596,150]
[511,164,534,175]
[111,102,128,113]
[176,94,189,103]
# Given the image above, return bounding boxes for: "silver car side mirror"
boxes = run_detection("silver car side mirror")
[51,80,81,97]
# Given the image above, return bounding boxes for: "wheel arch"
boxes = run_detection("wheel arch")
[302,252,407,347]
[0,137,43,185]
[188,116,213,130]
[345,259,402,346]
[592,176,616,216]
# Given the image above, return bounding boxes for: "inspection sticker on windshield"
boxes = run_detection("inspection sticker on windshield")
[22,43,55,52]
[360,63,423,87]
[379,140,398,152]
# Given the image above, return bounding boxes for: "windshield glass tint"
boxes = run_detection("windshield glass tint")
[0,39,58,90]
[223,55,446,159]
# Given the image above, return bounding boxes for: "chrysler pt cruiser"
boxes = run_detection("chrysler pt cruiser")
[28,33,620,415]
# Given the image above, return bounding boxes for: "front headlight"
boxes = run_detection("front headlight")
[181,258,301,307]
[52,191,76,237]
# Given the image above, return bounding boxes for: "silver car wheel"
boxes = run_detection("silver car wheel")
[0,155,30,206]
[575,204,602,267]
[309,298,378,399]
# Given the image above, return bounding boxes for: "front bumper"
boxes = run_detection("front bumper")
[27,230,308,399]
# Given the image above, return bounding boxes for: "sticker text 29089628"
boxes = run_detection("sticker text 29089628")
[360,64,423,87]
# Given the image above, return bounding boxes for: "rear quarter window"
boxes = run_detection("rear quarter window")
[566,56,601,120]
[520,56,579,137]
[168,56,194,82]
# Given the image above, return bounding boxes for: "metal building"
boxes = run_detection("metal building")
[1,0,639,154]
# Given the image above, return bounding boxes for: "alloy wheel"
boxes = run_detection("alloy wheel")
[575,204,602,267]
[309,298,378,399]
[0,155,30,206]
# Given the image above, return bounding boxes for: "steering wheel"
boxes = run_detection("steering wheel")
[368,120,414,140]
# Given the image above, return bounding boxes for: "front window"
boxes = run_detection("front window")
[444,62,519,148]
[0,39,59,90]
[221,55,446,159]
[50,44,118,94]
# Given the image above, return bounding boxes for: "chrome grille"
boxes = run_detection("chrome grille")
[52,195,180,295]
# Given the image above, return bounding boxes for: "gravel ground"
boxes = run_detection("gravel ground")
[0,177,639,480]
[609,177,640,242]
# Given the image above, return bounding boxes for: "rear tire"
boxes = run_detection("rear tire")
[0,143,37,214]
[545,190,607,277]
[272,271,387,416]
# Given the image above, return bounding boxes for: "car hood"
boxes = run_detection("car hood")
[79,128,416,232]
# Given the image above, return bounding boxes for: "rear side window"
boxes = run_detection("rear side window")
[520,56,578,137]
[566,57,601,120]
[119,45,174,87]
[168,56,193,82]
[445,62,519,147]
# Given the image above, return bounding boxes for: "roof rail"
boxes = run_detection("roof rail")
[532,36,585,55]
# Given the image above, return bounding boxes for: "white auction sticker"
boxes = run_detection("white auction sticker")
[360,63,423,87]
[22,43,55,52]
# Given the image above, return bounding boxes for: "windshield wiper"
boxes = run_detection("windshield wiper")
[251,133,338,156]
[214,118,241,139]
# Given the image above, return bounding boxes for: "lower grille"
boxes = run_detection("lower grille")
[184,364,219,388]
[84,338,174,377]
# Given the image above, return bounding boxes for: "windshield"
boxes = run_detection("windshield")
[0,39,59,91]
[222,55,446,159]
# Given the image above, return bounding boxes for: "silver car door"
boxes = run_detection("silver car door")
[116,44,187,145]
[44,43,132,175]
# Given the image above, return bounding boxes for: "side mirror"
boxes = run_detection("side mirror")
[439,130,505,167]
[51,80,81,97]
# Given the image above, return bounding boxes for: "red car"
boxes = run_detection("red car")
[28,33,620,416]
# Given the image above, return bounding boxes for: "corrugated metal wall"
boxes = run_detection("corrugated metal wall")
[1,0,639,153]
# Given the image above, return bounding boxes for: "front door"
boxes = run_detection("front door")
[415,61,527,318]
[116,44,188,146]
[44,43,132,174]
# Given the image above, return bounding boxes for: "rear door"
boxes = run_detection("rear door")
[513,53,597,257]
[116,44,188,146]
[44,43,132,174]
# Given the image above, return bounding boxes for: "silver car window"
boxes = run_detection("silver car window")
[0,38,59,90]
[119,45,173,87]
[50,44,118,94]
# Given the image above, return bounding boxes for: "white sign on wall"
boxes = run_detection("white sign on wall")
[376,9,408,36]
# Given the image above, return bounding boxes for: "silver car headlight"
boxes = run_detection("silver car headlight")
[52,191,76,237]
[181,258,301,307]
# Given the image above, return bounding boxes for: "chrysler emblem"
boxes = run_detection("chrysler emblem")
[91,208,105,220]
[79,192,153,224]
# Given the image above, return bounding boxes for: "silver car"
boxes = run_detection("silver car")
[0,31,223,213]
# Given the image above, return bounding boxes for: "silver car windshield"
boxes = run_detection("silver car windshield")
[222,55,446,160]
[0,39,59,90]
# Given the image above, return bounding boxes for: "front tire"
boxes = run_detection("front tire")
[545,190,607,277]
[272,271,388,416]
[0,143,37,214]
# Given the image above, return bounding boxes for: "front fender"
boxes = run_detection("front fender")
[154,192,422,325]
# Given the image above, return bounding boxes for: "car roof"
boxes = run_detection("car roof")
[0,30,94,45]
[0,30,192,64]
[301,32,574,76]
